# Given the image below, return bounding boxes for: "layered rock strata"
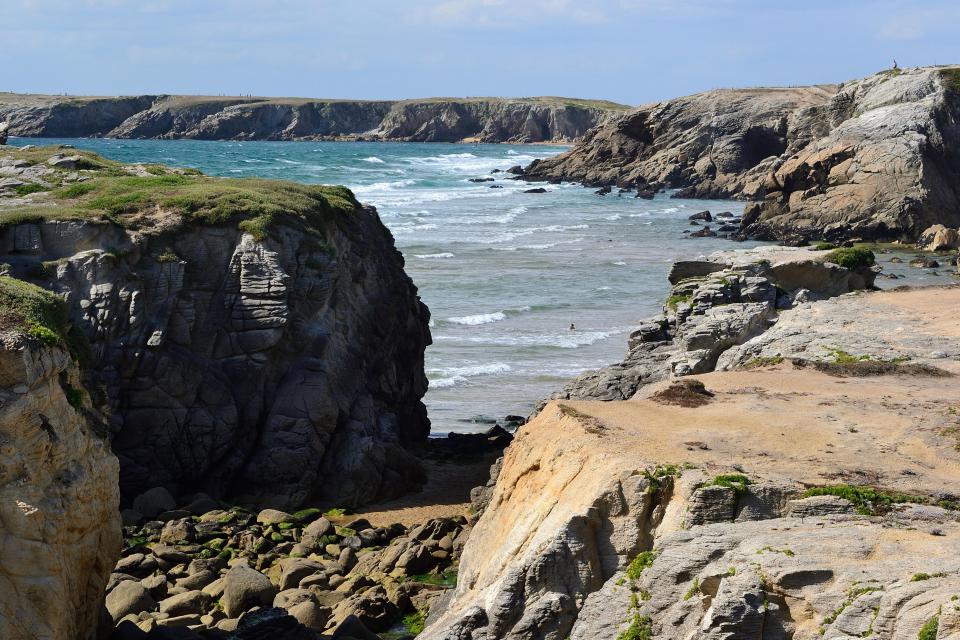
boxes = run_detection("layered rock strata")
[0,94,627,143]
[522,66,960,242]
[423,285,960,639]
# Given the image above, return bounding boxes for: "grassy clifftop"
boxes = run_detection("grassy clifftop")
[0,146,360,240]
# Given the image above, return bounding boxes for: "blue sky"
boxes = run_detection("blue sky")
[5,0,959,104]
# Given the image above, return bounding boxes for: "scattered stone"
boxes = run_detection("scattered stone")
[107,581,157,624]
[221,565,278,618]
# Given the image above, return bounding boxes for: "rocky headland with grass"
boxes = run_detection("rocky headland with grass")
[0,95,627,143]
[520,65,960,244]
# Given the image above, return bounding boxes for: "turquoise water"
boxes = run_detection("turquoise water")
[13,138,764,432]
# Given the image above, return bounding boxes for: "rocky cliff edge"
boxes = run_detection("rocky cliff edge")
[0,277,121,640]
[0,145,432,511]
[424,284,960,639]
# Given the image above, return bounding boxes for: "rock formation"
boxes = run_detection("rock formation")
[522,66,960,243]
[548,245,876,405]
[423,284,960,639]
[0,146,431,510]
[0,94,626,143]
[0,121,8,145]
[0,278,121,640]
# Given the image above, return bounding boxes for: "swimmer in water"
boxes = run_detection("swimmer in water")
[569,323,576,331]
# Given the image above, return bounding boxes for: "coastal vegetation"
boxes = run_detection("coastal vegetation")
[0,146,360,241]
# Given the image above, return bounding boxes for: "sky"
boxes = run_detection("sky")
[5,0,960,105]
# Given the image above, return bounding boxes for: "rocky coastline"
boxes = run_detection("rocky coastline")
[0,95,627,144]
[519,65,960,244]
[3,97,960,640]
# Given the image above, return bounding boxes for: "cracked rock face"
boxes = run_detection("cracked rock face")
[0,334,121,640]
[0,207,431,510]
[523,66,960,243]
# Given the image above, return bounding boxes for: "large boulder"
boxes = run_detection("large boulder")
[0,281,121,640]
[917,223,960,251]
[221,564,277,618]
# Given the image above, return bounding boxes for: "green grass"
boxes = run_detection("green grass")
[0,146,360,241]
[14,183,47,196]
[918,616,939,640]
[60,380,85,410]
[626,551,656,580]
[744,356,784,369]
[617,613,652,640]
[710,474,751,494]
[911,572,947,582]
[402,611,427,636]
[642,465,683,491]
[823,247,875,269]
[814,241,837,251]
[826,347,871,364]
[802,485,924,516]
[683,577,701,601]
[940,67,960,93]
[324,507,347,517]
[0,276,70,347]
[666,293,692,310]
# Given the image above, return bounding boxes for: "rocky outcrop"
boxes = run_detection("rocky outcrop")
[0,94,626,143]
[0,147,432,510]
[423,284,960,639]
[523,66,960,243]
[549,246,876,405]
[521,85,836,193]
[0,121,8,145]
[0,285,121,640]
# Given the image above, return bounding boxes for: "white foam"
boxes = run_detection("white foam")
[435,328,623,349]
[446,312,507,325]
[428,362,512,388]
[362,156,385,164]
[414,252,455,259]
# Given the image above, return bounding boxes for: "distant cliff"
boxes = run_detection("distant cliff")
[0,94,627,143]
[521,65,960,242]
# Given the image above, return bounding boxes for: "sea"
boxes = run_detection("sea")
[9,138,949,433]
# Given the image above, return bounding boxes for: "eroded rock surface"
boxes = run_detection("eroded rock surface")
[423,285,960,640]
[522,66,960,243]
[0,328,121,640]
